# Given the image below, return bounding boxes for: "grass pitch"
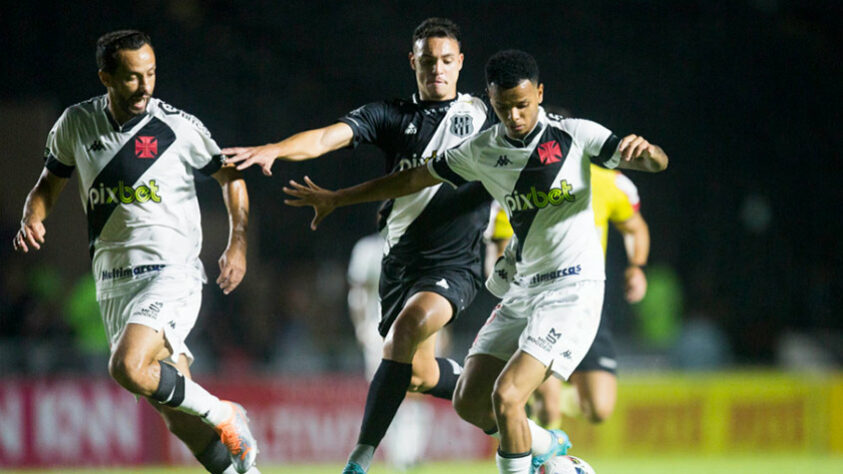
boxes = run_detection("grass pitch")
[7,454,843,473]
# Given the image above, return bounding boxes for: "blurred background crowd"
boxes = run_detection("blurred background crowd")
[1,0,840,378]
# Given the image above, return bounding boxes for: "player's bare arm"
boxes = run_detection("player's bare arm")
[13,169,68,253]
[221,122,354,176]
[283,166,440,230]
[616,134,669,172]
[212,166,249,294]
[613,212,650,303]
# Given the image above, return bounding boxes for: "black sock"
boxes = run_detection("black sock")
[357,359,412,447]
[422,357,462,400]
[195,439,232,474]
[151,361,185,407]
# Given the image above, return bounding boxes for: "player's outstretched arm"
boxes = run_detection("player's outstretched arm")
[616,135,669,172]
[212,166,249,295]
[13,168,68,253]
[221,122,354,176]
[283,167,440,230]
[613,212,650,303]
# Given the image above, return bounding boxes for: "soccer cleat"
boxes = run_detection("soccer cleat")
[342,461,366,473]
[214,401,259,473]
[530,429,572,474]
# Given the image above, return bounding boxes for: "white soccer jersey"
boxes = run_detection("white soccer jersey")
[429,108,622,288]
[43,95,224,291]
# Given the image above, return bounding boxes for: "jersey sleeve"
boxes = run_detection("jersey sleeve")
[43,108,77,178]
[608,171,641,223]
[338,101,392,148]
[427,137,478,188]
[566,118,621,169]
[182,114,225,176]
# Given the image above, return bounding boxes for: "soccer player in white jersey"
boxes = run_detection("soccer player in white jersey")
[282,49,668,474]
[224,19,496,474]
[12,30,259,474]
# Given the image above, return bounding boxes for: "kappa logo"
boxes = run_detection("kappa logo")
[537,140,563,165]
[87,139,105,152]
[495,155,512,167]
[135,136,158,158]
[436,278,450,289]
[404,122,417,135]
[449,114,474,137]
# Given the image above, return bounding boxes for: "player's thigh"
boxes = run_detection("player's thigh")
[111,322,170,370]
[385,291,453,351]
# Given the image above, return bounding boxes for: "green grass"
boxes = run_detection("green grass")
[5,455,843,473]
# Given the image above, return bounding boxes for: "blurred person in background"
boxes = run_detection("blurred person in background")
[347,232,433,471]
[225,18,496,474]
[487,105,651,428]
[281,49,669,474]
[12,30,258,474]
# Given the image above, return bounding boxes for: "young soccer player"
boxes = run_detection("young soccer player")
[282,49,668,474]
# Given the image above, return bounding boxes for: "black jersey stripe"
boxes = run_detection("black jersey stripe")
[592,133,620,167]
[44,154,75,178]
[86,117,176,257]
[197,154,225,176]
[508,129,573,261]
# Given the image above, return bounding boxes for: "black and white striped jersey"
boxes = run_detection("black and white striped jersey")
[43,95,224,291]
[339,92,495,272]
[429,108,622,287]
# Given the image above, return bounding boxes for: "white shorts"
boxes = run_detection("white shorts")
[97,271,203,366]
[467,280,604,380]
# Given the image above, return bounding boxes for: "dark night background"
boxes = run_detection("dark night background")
[1,0,840,376]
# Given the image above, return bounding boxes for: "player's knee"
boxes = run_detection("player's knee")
[583,400,614,424]
[108,352,148,393]
[492,380,527,415]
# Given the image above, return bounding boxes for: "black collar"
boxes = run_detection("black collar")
[412,92,458,109]
[103,99,148,132]
[502,120,545,148]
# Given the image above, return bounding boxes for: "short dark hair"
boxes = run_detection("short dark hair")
[485,49,540,89]
[96,30,152,73]
[412,18,461,46]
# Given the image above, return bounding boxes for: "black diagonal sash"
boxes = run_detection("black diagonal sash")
[86,117,175,257]
[508,128,573,261]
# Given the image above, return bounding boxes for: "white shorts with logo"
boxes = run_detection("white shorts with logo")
[468,279,604,380]
[97,270,203,366]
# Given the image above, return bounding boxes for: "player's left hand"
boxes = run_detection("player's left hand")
[283,176,336,230]
[618,134,656,163]
[624,265,647,303]
[217,242,246,295]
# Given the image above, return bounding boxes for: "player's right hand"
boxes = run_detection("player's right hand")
[221,144,280,177]
[283,176,336,230]
[13,220,46,253]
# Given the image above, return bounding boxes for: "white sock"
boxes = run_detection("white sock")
[527,419,553,455]
[496,450,532,474]
[179,377,232,425]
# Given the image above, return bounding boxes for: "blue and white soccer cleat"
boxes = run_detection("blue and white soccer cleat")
[341,462,366,474]
[530,429,572,474]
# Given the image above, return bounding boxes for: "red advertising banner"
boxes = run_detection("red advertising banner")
[0,375,493,468]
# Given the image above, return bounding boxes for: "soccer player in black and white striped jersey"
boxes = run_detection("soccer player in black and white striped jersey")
[224,18,497,474]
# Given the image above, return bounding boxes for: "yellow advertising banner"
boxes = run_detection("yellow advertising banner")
[563,372,842,456]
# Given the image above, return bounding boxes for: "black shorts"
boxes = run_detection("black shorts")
[574,304,618,375]
[377,260,482,337]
